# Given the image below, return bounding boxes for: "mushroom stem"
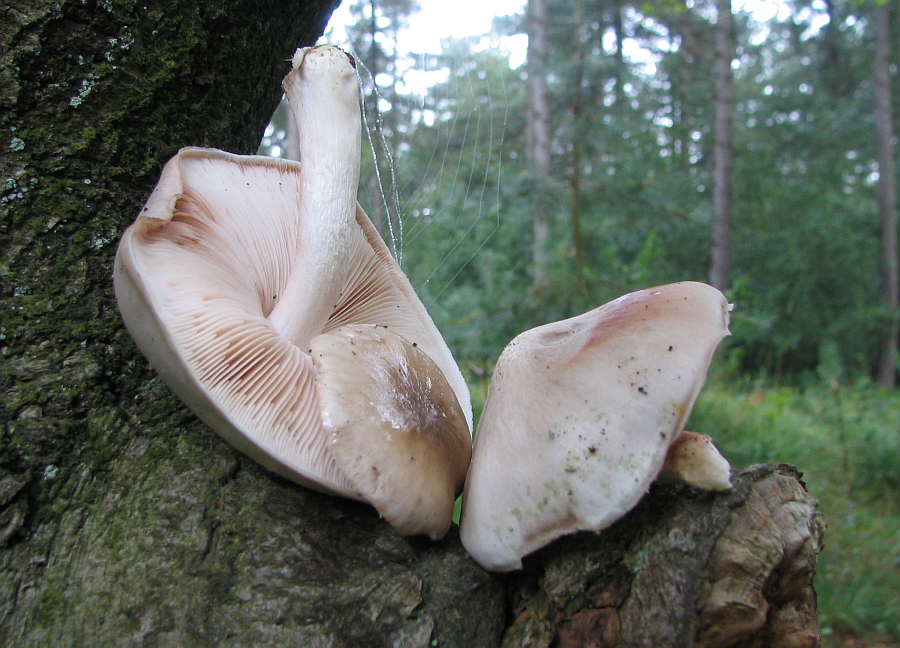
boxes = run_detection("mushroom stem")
[267,46,362,349]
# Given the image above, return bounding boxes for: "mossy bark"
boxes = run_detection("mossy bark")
[0,3,823,646]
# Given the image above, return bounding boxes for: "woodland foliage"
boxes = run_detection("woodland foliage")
[263,0,900,384]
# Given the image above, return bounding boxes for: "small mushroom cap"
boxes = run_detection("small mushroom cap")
[310,324,472,540]
[657,431,732,491]
[459,281,731,571]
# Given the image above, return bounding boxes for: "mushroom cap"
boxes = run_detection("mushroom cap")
[459,281,731,571]
[114,147,471,498]
[310,323,472,540]
[657,430,732,490]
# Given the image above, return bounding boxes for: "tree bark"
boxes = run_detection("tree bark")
[709,0,734,293]
[874,2,899,390]
[502,464,824,648]
[1,2,823,646]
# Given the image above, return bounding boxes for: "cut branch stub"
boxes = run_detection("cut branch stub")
[501,464,824,648]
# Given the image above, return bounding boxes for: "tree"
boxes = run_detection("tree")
[722,0,896,378]
[343,0,419,246]
[874,0,899,389]
[710,0,735,292]
[526,0,553,287]
[0,2,823,644]
[568,0,587,276]
[504,465,823,648]
[395,41,531,365]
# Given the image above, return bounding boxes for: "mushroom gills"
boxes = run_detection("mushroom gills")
[459,281,732,571]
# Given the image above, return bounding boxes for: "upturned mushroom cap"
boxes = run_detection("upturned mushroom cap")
[113,46,471,528]
[459,281,731,571]
[310,324,471,540]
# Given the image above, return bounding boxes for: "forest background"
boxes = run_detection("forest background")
[259,0,900,643]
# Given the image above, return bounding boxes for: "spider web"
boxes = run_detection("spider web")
[261,13,522,310]
[335,37,513,308]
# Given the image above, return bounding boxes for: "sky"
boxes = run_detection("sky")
[318,0,530,96]
[318,0,806,78]
[401,0,527,52]
[320,0,528,60]
[320,0,810,44]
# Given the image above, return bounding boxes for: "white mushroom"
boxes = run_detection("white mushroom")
[657,430,732,491]
[459,281,731,571]
[311,323,471,540]
[113,46,471,536]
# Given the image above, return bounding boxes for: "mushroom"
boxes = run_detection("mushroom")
[113,46,471,537]
[310,323,471,539]
[459,281,731,571]
[657,430,732,491]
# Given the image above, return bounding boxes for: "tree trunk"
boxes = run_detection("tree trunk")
[874,2,899,390]
[283,97,302,162]
[1,2,823,646]
[709,0,734,293]
[610,0,625,106]
[361,0,389,239]
[526,0,552,288]
[569,0,586,278]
